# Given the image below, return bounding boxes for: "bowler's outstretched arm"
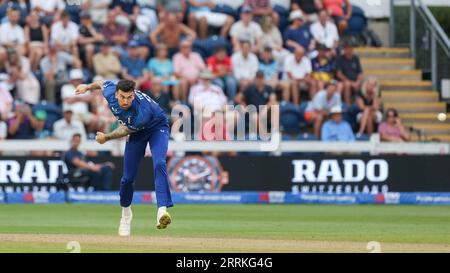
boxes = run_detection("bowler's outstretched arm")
[75,80,105,95]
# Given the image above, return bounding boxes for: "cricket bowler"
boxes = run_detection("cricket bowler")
[76,79,173,236]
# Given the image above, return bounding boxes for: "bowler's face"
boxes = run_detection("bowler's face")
[115,90,135,110]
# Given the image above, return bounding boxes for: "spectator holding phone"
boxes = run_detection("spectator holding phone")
[378,108,411,142]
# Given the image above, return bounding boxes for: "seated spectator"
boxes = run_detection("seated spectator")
[229,6,263,53]
[244,0,279,26]
[6,103,39,140]
[33,110,51,140]
[260,15,290,68]
[24,10,49,71]
[0,120,6,141]
[109,0,140,29]
[78,11,105,70]
[304,80,342,138]
[0,8,25,63]
[64,133,114,191]
[121,40,151,92]
[310,9,339,54]
[336,41,363,105]
[322,0,352,34]
[40,44,82,104]
[321,105,355,141]
[86,0,112,26]
[148,77,173,118]
[311,43,335,91]
[53,107,87,141]
[187,0,234,39]
[150,13,197,58]
[30,0,65,26]
[235,71,278,134]
[258,47,289,101]
[291,0,323,22]
[93,40,122,80]
[101,11,129,54]
[356,77,382,135]
[173,39,206,102]
[283,10,315,54]
[148,43,180,101]
[378,108,410,142]
[0,86,13,120]
[50,11,79,57]
[188,69,235,138]
[231,40,259,93]
[284,46,315,105]
[207,46,238,102]
[155,0,186,21]
[5,49,41,105]
[188,69,227,113]
[61,69,97,133]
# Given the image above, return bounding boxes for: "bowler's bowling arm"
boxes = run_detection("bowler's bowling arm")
[103,125,133,142]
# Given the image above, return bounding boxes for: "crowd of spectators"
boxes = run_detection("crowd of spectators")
[0,0,410,149]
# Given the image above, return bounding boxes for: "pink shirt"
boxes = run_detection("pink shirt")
[323,0,345,17]
[378,122,403,139]
[173,52,206,81]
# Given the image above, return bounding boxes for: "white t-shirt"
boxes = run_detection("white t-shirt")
[310,21,339,49]
[31,0,65,13]
[53,118,87,141]
[188,83,227,112]
[51,21,79,46]
[284,54,312,80]
[0,22,25,45]
[231,51,259,81]
[61,84,90,115]
[306,89,342,112]
[230,21,263,47]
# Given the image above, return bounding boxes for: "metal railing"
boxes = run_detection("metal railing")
[389,0,450,92]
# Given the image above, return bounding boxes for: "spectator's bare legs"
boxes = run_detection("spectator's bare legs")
[198,16,208,39]
[290,79,300,105]
[313,111,326,138]
[29,44,45,71]
[358,107,370,134]
[188,14,198,37]
[305,76,317,100]
[343,80,352,105]
[220,16,234,38]
[170,84,181,102]
[85,44,95,70]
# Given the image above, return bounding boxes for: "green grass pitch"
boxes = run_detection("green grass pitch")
[0,204,450,252]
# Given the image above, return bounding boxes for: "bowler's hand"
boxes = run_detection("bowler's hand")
[95,132,107,144]
[75,84,89,95]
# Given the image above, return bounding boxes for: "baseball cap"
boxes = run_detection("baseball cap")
[127,40,139,48]
[289,10,304,21]
[241,5,252,14]
[69,69,83,80]
[329,105,343,115]
[34,110,47,121]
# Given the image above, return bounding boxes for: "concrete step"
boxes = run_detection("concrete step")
[401,113,450,124]
[404,123,450,134]
[384,102,447,113]
[365,69,422,81]
[410,134,450,142]
[380,80,432,91]
[381,91,439,102]
[355,47,410,58]
[361,58,415,70]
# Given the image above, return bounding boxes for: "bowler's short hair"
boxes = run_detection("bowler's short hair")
[116,80,136,93]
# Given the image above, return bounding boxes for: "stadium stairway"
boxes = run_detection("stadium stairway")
[356,47,450,142]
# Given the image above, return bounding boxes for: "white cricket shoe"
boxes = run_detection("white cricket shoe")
[119,207,132,236]
[156,207,171,230]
